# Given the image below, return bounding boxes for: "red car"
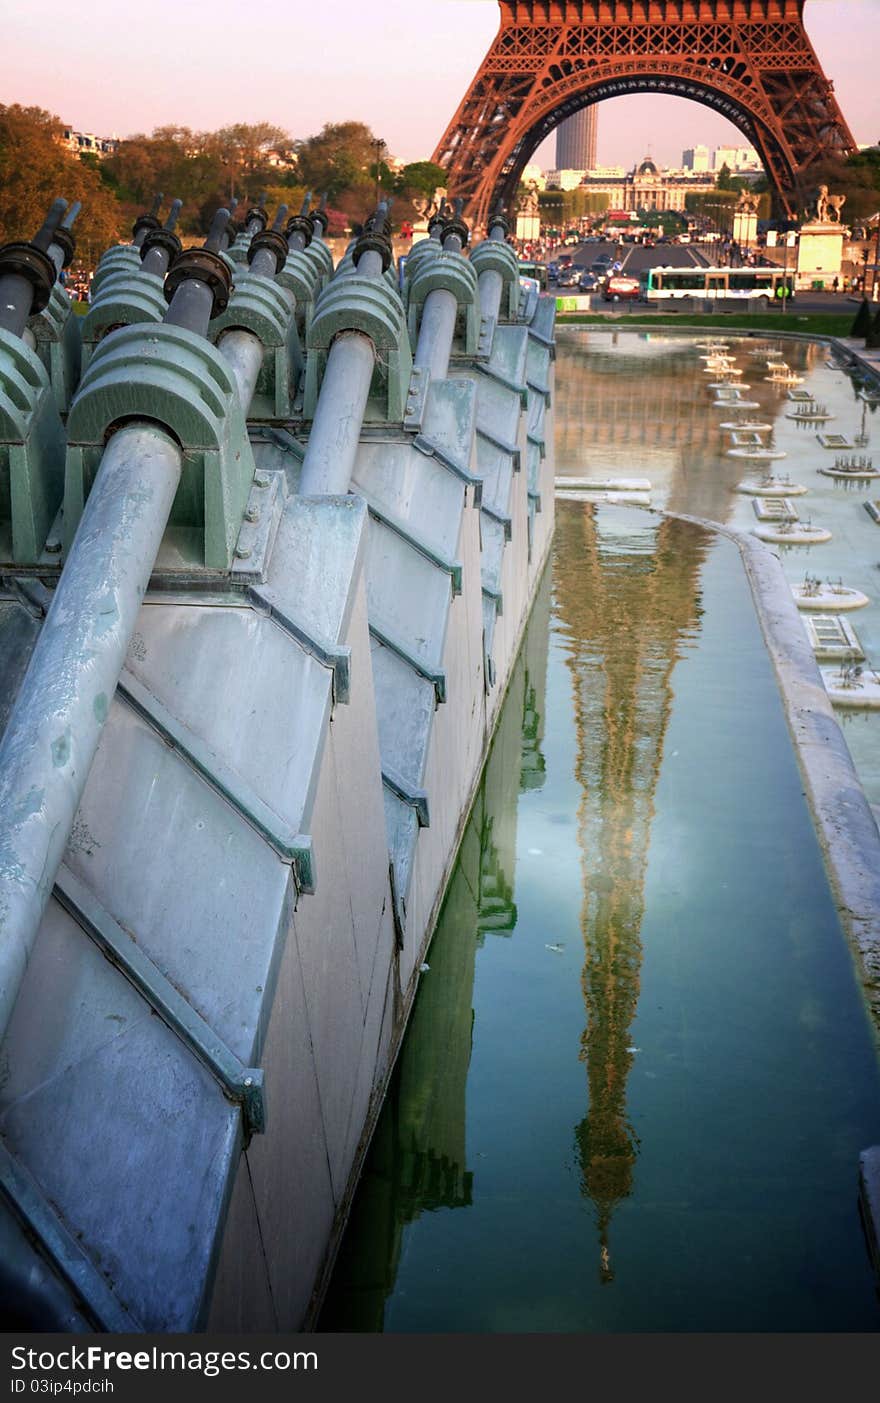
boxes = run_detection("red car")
[603,274,641,301]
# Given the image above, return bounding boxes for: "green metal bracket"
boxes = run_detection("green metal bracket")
[406,247,480,358]
[90,244,140,299]
[402,235,441,290]
[227,233,253,266]
[304,237,334,290]
[277,249,322,340]
[27,284,82,412]
[211,272,304,420]
[64,322,256,570]
[0,329,66,565]
[80,270,167,370]
[304,272,413,424]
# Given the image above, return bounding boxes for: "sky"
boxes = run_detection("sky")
[3,0,878,170]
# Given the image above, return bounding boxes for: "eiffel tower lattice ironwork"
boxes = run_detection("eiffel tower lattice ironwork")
[434,1,856,228]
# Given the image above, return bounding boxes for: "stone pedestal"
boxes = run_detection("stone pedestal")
[733,210,757,250]
[796,222,847,290]
[516,212,541,244]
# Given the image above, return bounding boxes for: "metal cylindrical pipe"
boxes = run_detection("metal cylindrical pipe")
[476,213,509,324]
[298,332,376,496]
[413,288,457,382]
[248,247,278,280]
[0,422,183,1038]
[0,198,66,336]
[48,202,82,276]
[142,198,184,274]
[217,327,265,411]
[141,245,171,279]
[133,195,164,249]
[163,277,215,332]
[0,274,36,337]
[478,268,504,322]
[412,219,467,380]
[355,248,384,281]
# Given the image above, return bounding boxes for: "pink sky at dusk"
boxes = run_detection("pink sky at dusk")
[3,0,877,169]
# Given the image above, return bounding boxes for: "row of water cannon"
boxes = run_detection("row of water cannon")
[0,186,525,1036]
[0,190,336,406]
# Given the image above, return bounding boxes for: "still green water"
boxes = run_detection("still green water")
[322,334,880,1333]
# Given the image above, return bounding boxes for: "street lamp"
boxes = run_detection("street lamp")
[373,138,386,205]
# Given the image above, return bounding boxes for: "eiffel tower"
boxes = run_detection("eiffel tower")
[434,1,856,227]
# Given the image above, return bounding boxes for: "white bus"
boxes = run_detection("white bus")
[641,265,795,305]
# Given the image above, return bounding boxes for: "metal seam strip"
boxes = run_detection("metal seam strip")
[0,1140,142,1332]
[369,623,447,704]
[116,673,313,875]
[365,502,463,595]
[475,361,529,405]
[381,767,430,828]
[480,501,513,541]
[247,586,351,704]
[54,865,266,1137]
[411,432,482,498]
[476,427,521,470]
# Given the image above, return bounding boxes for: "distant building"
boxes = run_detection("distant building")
[712,144,761,171]
[581,156,715,213]
[682,143,762,174]
[556,108,598,172]
[61,126,118,159]
[545,169,588,191]
[682,145,711,173]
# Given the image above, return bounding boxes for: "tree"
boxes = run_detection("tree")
[203,123,295,203]
[0,104,122,261]
[294,122,382,202]
[395,161,447,200]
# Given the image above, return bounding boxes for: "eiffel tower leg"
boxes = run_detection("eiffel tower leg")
[434,1,856,230]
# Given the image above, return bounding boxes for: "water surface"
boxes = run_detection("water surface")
[322,502,880,1333]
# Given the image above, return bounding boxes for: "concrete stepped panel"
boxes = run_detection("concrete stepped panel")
[63,704,292,1066]
[122,603,332,840]
[365,518,453,674]
[0,899,240,1331]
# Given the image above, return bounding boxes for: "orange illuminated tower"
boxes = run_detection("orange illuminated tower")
[434,1,855,228]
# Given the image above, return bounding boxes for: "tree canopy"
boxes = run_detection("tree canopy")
[0,104,123,258]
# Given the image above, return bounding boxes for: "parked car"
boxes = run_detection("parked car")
[603,274,641,301]
[556,266,580,287]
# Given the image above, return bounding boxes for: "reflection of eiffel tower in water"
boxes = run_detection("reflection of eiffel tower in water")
[553,504,711,1284]
[319,573,551,1330]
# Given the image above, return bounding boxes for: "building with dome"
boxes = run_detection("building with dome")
[578,156,716,214]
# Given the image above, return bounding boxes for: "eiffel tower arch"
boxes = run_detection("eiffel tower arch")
[434,1,856,228]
